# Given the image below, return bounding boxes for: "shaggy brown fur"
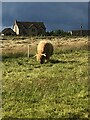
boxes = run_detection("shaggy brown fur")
[36,40,53,64]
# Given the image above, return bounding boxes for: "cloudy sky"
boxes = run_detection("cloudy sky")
[2,2,88,32]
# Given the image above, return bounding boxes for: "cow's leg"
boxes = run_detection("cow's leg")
[46,56,49,63]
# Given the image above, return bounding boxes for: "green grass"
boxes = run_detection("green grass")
[2,45,89,119]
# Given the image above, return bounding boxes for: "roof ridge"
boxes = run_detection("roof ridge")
[15,20,46,29]
[16,21,43,23]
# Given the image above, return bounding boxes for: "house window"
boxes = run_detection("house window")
[32,28,36,32]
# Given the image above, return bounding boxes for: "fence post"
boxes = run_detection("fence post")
[27,44,30,58]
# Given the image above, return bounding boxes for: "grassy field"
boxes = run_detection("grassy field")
[1,36,89,119]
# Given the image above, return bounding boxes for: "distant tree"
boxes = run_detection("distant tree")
[45,31,50,36]
[46,29,71,36]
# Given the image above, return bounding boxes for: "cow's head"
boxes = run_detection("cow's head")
[36,53,46,64]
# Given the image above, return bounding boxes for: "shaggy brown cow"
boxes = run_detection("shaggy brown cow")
[36,40,53,64]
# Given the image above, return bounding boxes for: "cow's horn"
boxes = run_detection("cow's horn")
[42,53,46,57]
[33,54,37,57]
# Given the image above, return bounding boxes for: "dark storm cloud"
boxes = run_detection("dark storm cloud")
[2,2,88,31]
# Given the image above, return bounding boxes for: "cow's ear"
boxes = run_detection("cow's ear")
[42,53,46,57]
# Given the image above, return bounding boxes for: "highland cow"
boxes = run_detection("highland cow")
[36,40,53,64]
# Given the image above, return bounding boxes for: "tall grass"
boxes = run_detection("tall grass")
[1,36,89,119]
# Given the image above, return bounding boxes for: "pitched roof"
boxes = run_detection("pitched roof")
[15,21,46,29]
[2,28,11,33]
[2,28,16,34]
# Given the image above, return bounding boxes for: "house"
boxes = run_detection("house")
[13,20,46,36]
[1,28,16,36]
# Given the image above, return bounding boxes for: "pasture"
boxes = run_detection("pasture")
[1,36,89,119]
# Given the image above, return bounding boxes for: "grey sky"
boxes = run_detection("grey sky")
[2,2,88,31]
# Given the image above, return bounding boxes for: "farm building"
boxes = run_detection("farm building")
[72,30,90,36]
[13,20,46,36]
[1,28,16,36]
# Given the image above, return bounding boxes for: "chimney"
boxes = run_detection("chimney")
[15,20,17,24]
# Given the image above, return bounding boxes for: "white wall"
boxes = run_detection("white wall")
[13,24,19,35]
